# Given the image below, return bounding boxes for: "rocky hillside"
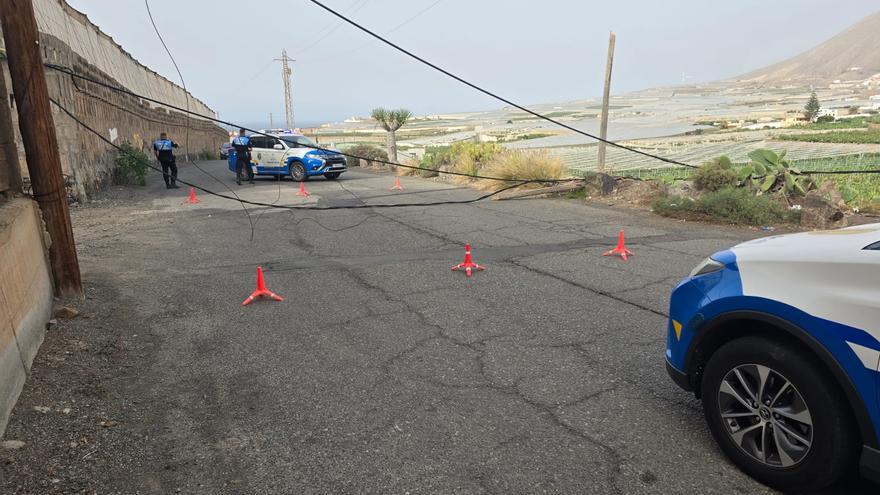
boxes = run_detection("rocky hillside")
[737,10,880,84]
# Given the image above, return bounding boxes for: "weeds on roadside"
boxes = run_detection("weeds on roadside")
[115,143,149,186]
[652,187,799,226]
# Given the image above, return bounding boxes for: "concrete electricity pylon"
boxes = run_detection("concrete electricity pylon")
[274,50,295,130]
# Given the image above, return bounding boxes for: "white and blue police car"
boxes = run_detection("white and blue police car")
[227,130,346,181]
[666,224,880,491]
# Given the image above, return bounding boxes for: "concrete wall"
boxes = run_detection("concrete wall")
[0,198,53,436]
[0,0,227,200]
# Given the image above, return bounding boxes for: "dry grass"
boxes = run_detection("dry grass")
[451,154,481,183]
[476,150,567,190]
[397,157,422,176]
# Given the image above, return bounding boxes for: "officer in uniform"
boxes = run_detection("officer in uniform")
[153,132,180,189]
[231,128,254,185]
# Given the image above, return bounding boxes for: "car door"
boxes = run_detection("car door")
[262,136,287,170]
[248,135,268,172]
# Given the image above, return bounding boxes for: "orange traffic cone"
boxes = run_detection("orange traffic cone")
[242,266,284,306]
[451,243,485,278]
[603,230,634,261]
[296,182,310,197]
[183,186,201,204]
[391,177,403,191]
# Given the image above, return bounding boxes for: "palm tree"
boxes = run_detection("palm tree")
[371,108,412,163]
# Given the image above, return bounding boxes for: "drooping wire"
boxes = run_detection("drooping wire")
[298,0,445,64]
[306,0,699,170]
[144,0,257,239]
[47,62,880,178]
[294,0,372,57]
[50,95,533,210]
[45,63,582,182]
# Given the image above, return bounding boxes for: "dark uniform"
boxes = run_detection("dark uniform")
[153,137,179,188]
[232,135,254,185]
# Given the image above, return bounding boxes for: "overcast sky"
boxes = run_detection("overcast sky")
[66,0,879,126]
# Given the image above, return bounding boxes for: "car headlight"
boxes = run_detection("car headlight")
[689,257,725,278]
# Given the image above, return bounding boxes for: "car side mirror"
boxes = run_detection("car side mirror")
[273,144,284,150]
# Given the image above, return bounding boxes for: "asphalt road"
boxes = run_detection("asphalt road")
[1,162,875,494]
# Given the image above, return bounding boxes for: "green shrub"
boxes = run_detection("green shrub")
[416,145,449,177]
[419,142,503,180]
[343,144,388,167]
[115,143,149,186]
[778,130,880,144]
[693,155,737,191]
[652,187,796,226]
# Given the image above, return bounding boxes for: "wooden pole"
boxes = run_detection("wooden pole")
[0,0,83,297]
[597,32,615,174]
[0,60,22,192]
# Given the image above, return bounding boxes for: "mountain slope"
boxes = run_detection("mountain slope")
[738,10,880,83]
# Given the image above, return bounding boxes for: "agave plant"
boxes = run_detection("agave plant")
[739,149,816,196]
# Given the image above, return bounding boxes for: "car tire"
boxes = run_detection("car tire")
[701,336,858,492]
[290,162,308,182]
[324,172,341,180]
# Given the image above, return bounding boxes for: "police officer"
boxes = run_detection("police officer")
[231,128,254,185]
[153,132,179,189]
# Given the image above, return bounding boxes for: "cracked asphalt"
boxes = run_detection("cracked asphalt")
[2,163,875,494]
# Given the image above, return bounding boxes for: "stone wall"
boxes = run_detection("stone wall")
[0,198,54,436]
[0,0,227,199]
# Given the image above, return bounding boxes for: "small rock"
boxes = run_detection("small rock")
[53,305,79,319]
[1,440,25,450]
[69,442,78,448]
[639,469,658,484]
[801,192,845,229]
[33,406,50,414]
[62,407,71,414]
[99,420,118,428]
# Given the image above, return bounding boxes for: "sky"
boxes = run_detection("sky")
[66,0,879,126]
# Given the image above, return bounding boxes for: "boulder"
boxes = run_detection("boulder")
[800,192,845,229]
[816,180,846,209]
[614,179,668,206]
[582,172,617,197]
[667,180,697,199]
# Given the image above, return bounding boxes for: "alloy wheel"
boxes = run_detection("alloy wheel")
[718,364,813,468]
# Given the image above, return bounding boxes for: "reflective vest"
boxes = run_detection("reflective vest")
[232,136,250,147]
[154,139,174,151]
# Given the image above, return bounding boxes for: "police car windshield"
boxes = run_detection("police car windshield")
[280,136,318,148]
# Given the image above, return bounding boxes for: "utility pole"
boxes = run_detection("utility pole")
[274,50,295,129]
[269,112,273,129]
[0,60,22,192]
[0,0,83,297]
[597,31,615,174]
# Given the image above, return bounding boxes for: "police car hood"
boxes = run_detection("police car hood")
[731,223,880,261]
[728,223,880,341]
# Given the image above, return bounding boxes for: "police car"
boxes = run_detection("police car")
[227,130,346,181]
[666,224,880,490]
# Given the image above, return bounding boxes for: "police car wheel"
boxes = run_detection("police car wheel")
[701,336,858,492]
[324,173,341,180]
[290,163,307,182]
